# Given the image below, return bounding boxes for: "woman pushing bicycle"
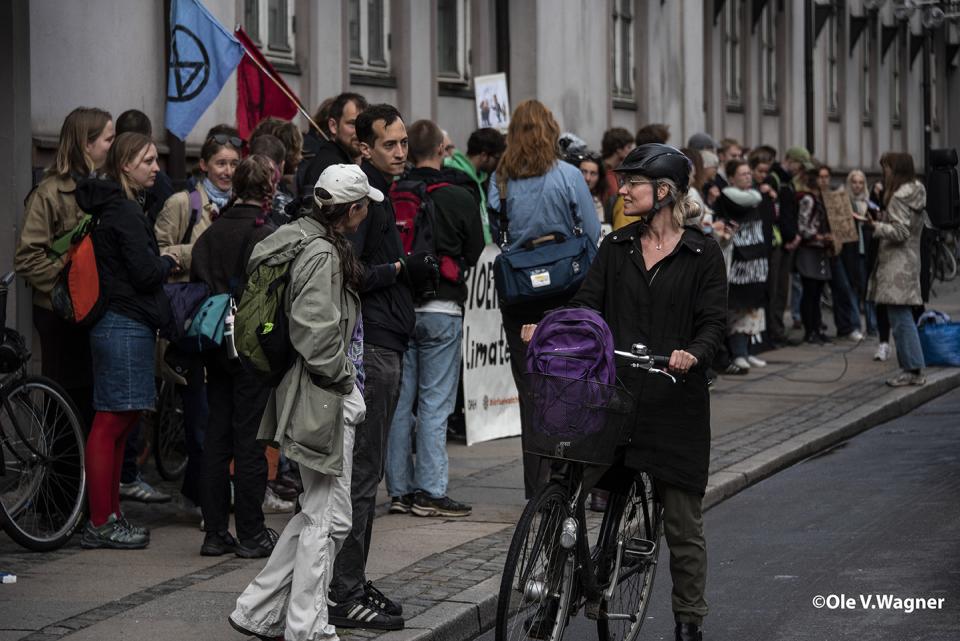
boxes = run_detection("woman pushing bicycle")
[521,144,727,641]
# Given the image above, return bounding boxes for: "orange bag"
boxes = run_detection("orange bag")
[51,218,105,326]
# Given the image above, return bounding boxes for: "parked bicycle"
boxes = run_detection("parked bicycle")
[0,271,86,551]
[496,344,675,641]
[930,229,958,284]
[145,376,186,481]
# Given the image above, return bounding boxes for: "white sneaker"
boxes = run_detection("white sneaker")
[845,330,865,342]
[732,356,751,370]
[747,355,767,368]
[874,342,891,361]
[262,486,295,514]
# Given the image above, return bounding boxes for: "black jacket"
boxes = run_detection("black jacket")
[77,178,175,330]
[296,137,354,197]
[403,166,486,304]
[771,164,799,243]
[348,161,415,352]
[570,223,727,494]
[191,204,276,296]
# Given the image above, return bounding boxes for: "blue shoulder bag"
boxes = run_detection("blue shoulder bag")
[492,180,594,307]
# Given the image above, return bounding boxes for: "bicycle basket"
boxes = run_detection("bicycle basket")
[0,328,29,373]
[522,373,635,465]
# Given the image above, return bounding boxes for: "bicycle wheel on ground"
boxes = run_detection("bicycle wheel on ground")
[149,378,186,481]
[596,472,663,641]
[496,482,576,641]
[0,376,86,551]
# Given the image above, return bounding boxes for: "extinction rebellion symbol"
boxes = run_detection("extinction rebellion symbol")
[168,25,210,102]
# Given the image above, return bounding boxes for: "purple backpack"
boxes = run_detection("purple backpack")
[526,307,616,385]
[524,308,618,439]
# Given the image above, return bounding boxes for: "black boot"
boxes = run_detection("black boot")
[675,622,703,641]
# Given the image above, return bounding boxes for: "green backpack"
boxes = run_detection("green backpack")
[235,234,320,386]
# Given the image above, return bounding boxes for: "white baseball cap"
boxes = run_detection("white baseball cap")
[314,164,384,207]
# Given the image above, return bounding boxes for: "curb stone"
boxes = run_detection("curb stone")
[366,367,960,641]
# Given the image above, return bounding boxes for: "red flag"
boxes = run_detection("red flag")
[235,26,299,139]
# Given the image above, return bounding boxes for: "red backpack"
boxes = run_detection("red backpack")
[389,179,463,286]
[50,216,105,326]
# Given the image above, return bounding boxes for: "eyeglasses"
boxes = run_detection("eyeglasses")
[207,133,243,148]
[616,175,653,188]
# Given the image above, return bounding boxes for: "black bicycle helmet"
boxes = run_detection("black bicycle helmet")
[615,143,691,192]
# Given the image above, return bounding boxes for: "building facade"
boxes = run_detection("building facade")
[2,0,959,325]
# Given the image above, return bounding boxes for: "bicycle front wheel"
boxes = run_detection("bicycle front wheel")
[596,472,663,641]
[496,482,576,641]
[0,376,86,551]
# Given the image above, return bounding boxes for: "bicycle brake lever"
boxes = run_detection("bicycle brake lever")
[648,368,677,384]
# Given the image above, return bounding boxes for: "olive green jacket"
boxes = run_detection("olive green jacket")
[254,216,361,475]
[14,175,85,309]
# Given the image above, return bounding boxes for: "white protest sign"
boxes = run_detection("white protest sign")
[462,244,521,445]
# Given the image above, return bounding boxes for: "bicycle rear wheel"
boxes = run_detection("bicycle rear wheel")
[0,376,85,551]
[933,241,958,282]
[149,378,187,481]
[496,482,576,641]
[596,472,663,641]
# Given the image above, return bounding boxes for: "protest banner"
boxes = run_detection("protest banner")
[462,244,520,445]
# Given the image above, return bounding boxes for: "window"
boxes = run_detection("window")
[827,14,840,118]
[349,0,391,76]
[612,0,635,101]
[759,3,778,112]
[437,0,471,83]
[892,31,902,127]
[243,0,296,64]
[861,20,876,124]
[723,0,743,109]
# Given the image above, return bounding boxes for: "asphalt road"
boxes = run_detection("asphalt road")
[475,387,960,641]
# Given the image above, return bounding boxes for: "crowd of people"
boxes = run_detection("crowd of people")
[12,94,930,640]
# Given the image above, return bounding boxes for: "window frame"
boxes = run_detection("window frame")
[759,2,778,114]
[436,0,472,84]
[723,0,743,111]
[892,29,903,129]
[243,0,296,67]
[861,18,876,125]
[826,13,840,120]
[349,0,393,78]
[611,0,635,102]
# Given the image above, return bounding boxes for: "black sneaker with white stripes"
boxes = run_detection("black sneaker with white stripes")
[328,593,404,631]
[365,580,403,616]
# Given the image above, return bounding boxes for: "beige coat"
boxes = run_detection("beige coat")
[14,175,85,309]
[867,181,927,306]
[254,217,361,475]
[154,182,217,282]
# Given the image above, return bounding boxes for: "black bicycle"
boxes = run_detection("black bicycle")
[496,344,676,641]
[0,272,86,551]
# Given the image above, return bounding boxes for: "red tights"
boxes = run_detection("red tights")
[85,410,140,526]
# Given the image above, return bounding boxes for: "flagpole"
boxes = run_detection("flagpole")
[240,47,320,133]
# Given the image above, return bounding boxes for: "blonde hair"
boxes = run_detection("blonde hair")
[497,100,560,182]
[51,107,113,179]
[104,132,154,199]
[659,178,701,228]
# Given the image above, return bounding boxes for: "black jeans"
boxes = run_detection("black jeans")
[200,354,270,541]
[766,246,792,341]
[502,310,551,500]
[178,366,207,504]
[800,277,826,338]
[330,344,403,603]
[33,305,94,430]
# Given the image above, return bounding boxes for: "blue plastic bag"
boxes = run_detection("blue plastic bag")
[918,322,960,367]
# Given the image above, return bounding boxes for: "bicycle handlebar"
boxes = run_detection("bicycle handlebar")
[614,344,676,383]
[1,272,14,288]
